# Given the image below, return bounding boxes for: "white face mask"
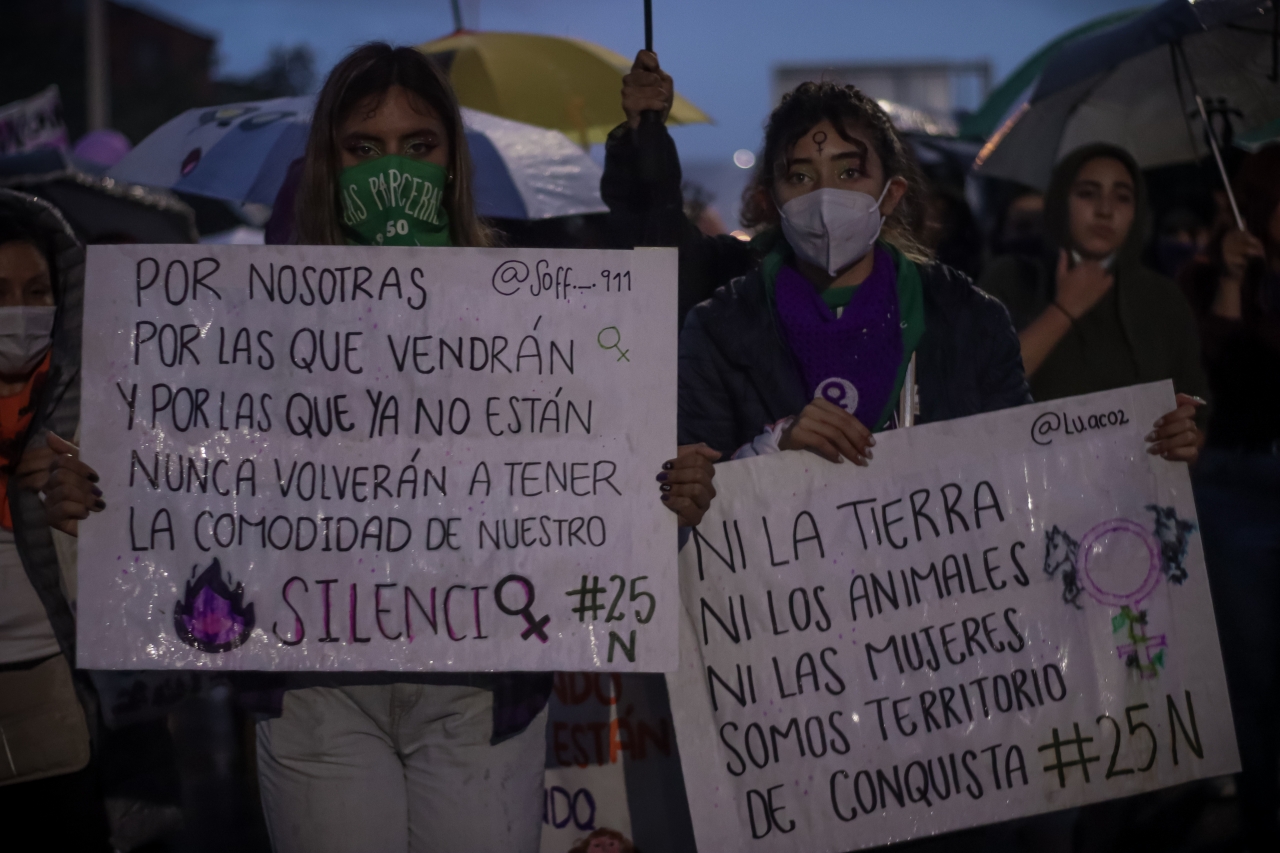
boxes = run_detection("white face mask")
[0,306,55,376]
[779,184,891,277]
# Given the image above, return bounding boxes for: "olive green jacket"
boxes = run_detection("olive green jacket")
[977,143,1210,411]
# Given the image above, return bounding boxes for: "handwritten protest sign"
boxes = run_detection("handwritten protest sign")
[76,245,677,672]
[667,382,1238,851]
[541,673,693,853]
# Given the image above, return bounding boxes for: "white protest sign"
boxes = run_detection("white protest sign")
[76,245,677,672]
[668,382,1238,851]
[541,673,692,853]
[542,673,636,851]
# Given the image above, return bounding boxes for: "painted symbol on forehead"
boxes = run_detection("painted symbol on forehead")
[812,130,827,154]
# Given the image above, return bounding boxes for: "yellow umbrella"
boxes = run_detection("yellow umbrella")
[418,31,711,146]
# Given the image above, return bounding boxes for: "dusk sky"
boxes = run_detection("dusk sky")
[142,0,1143,162]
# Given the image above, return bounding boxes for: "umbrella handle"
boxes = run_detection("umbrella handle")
[637,0,667,187]
[1176,39,1246,231]
[1193,94,1246,232]
[640,0,661,139]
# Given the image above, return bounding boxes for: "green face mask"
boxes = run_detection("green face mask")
[338,155,452,247]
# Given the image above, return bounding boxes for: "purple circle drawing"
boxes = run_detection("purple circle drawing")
[1078,518,1161,607]
[816,377,858,415]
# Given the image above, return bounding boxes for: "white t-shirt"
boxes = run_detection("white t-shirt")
[0,528,59,663]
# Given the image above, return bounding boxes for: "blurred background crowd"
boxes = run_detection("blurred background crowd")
[0,1,1278,852]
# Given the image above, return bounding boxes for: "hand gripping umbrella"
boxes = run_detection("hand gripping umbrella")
[418,19,709,146]
[976,0,1280,229]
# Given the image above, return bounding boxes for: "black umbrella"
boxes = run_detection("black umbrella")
[977,0,1279,228]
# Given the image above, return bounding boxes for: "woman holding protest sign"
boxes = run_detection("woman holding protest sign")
[610,54,1202,468]
[977,143,1210,463]
[0,191,111,848]
[44,42,716,853]
[610,55,1031,458]
[963,141,1211,853]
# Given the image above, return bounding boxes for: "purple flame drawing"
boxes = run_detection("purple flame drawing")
[174,559,255,653]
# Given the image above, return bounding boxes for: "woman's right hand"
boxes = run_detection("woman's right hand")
[659,443,720,527]
[1054,249,1113,320]
[1220,228,1265,281]
[778,398,875,465]
[621,50,673,129]
[43,432,103,537]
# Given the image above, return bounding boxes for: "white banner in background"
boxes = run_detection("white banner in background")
[0,85,67,155]
[668,382,1238,852]
[77,245,677,672]
[541,672,692,853]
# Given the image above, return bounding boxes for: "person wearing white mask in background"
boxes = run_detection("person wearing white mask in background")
[0,192,111,849]
[608,62,1030,459]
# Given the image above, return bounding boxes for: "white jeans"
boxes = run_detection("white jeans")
[256,683,547,853]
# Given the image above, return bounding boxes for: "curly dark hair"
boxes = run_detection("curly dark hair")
[740,81,929,262]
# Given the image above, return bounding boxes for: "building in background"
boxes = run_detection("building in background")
[0,1,311,146]
[683,59,991,233]
[106,1,217,144]
[0,0,216,144]
[772,60,991,127]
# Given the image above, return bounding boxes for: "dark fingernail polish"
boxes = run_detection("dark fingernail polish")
[656,472,668,482]
[94,499,105,509]
[91,485,102,497]
[660,494,669,502]
[662,461,674,470]
[88,473,100,483]
[660,483,671,492]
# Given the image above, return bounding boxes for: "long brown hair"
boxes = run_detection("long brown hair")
[740,81,929,263]
[296,42,492,247]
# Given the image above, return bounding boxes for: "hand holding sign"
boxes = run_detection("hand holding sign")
[657,443,720,528]
[1145,392,1204,463]
[43,432,104,536]
[779,397,875,465]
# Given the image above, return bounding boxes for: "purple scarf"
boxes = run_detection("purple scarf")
[774,246,902,428]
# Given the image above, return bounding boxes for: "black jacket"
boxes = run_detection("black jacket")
[601,123,756,327]
[600,121,1030,454]
[679,263,1032,456]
